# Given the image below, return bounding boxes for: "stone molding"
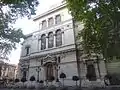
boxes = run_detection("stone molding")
[20,48,76,61]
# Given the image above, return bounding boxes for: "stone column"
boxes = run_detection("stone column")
[53,32,56,47]
[53,16,56,25]
[61,13,64,22]
[46,34,48,49]
[43,67,47,80]
[94,63,99,79]
[38,37,41,51]
[62,31,64,45]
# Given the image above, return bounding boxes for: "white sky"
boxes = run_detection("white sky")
[9,0,63,65]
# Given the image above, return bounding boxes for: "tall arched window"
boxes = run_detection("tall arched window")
[41,34,46,50]
[56,29,62,47]
[48,32,54,48]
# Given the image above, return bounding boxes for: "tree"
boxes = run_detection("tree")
[60,73,66,86]
[66,0,120,61]
[72,76,79,86]
[0,0,39,60]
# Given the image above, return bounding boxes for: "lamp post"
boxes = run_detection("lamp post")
[36,66,41,82]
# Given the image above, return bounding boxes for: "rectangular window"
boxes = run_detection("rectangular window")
[26,46,30,55]
[48,17,54,27]
[55,14,61,24]
[42,20,47,28]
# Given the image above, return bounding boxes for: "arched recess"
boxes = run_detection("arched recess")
[44,62,54,81]
[41,34,46,50]
[56,29,62,47]
[48,32,54,48]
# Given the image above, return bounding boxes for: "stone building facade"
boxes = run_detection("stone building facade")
[19,1,107,86]
[0,61,17,80]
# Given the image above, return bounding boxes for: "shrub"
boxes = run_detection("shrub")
[60,73,66,86]
[107,74,120,85]
[9,79,13,82]
[30,76,35,81]
[15,79,19,83]
[39,80,44,83]
[21,77,27,83]
[72,76,79,86]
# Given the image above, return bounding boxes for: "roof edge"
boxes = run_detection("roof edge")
[33,2,66,21]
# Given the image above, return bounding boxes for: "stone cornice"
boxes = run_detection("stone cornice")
[21,43,75,58]
[20,48,76,61]
[33,2,66,21]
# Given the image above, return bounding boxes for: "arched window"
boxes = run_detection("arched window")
[56,29,62,47]
[55,14,61,24]
[48,32,54,48]
[41,34,46,50]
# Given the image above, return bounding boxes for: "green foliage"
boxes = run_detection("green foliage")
[66,0,120,60]
[0,0,39,60]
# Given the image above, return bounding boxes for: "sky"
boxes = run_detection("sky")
[9,0,63,65]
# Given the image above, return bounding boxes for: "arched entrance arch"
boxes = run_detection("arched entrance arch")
[44,62,55,81]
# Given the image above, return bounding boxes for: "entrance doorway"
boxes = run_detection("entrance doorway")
[86,64,96,81]
[23,71,26,78]
[45,62,54,81]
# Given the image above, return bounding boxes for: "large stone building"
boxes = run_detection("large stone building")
[19,1,107,86]
[0,61,17,80]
